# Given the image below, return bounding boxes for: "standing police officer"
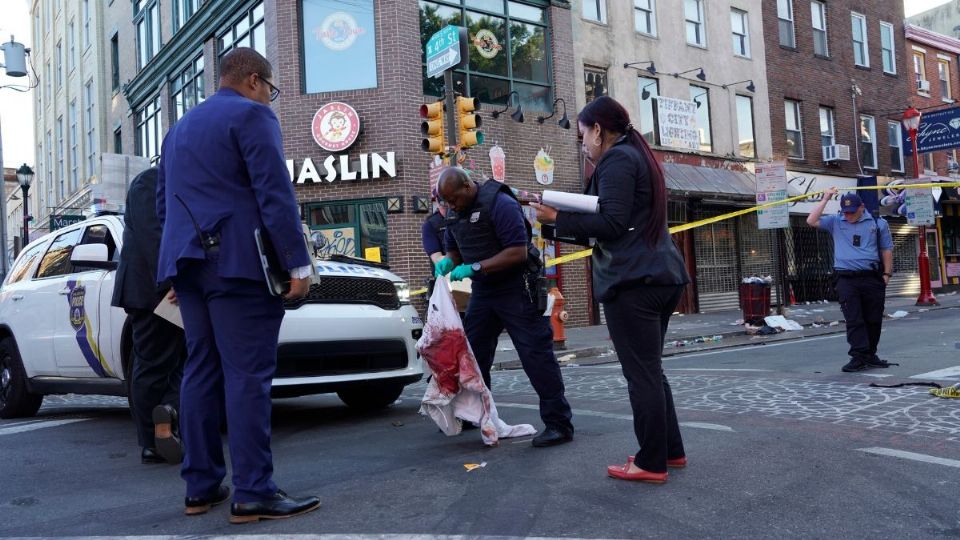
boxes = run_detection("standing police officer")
[807,188,894,372]
[422,187,447,296]
[436,167,574,447]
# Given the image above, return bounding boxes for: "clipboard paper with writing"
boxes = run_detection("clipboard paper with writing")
[255,227,291,297]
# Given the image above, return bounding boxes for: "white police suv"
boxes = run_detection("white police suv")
[0,215,423,418]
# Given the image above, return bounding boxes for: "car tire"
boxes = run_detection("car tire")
[0,337,43,419]
[337,382,405,411]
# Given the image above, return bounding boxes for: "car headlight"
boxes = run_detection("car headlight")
[395,282,410,304]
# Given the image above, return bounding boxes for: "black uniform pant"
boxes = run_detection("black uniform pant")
[603,284,685,474]
[127,309,186,449]
[835,274,886,362]
[464,284,574,434]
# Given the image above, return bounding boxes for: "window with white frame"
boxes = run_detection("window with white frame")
[939,58,952,100]
[85,80,96,179]
[68,21,75,71]
[135,95,162,160]
[859,115,877,169]
[44,62,51,104]
[82,0,90,48]
[736,95,755,158]
[55,41,62,88]
[785,99,803,158]
[45,130,53,204]
[685,0,706,47]
[174,0,200,33]
[135,0,162,70]
[583,0,606,23]
[923,152,934,173]
[811,1,828,56]
[819,106,835,148]
[731,8,749,57]
[634,0,656,35]
[777,0,795,48]
[219,2,265,58]
[690,85,711,152]
[887,121,903,173]
[880,22,896,74]
[914,50,927,91]
[851,13,869,67]
[638,76,659,145]
[56,115,64,199]
[69,100,78,190]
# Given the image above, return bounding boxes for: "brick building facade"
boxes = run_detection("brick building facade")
[106,0,590,325]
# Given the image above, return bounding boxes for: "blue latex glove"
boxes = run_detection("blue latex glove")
[450,264,475,282]
[435,257,455,277]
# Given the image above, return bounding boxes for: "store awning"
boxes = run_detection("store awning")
[663,163,756,201]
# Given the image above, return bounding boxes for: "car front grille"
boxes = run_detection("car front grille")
[276,339,408,378]
[284,276,400,310]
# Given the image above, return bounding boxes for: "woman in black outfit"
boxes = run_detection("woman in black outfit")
[532,96,690,484]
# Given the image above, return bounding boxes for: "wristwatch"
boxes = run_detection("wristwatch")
[883,272,893,278]
[471,262,482,273]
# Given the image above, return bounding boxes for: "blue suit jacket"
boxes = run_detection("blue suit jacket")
[156,88,310,283]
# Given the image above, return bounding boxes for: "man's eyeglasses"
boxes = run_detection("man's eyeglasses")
[257,74,281,102]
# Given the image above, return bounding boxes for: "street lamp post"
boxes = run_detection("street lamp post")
[901,106,938,306]
[15,164,32,246]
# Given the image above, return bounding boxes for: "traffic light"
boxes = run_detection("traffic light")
[456,96,484,149]
[420,100,445,155]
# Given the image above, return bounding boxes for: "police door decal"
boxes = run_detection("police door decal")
[66,279,114,377]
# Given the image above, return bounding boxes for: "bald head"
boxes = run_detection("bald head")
[437,167,477,213]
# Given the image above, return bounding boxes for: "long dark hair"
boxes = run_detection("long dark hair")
[578,96,667,247]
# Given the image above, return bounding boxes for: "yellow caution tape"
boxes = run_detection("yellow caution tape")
[544,182,960,268]
[410,287,429,297]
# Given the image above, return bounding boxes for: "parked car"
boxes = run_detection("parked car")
[0,215,423,418]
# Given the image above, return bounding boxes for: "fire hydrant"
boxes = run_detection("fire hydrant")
[549,287,568,350]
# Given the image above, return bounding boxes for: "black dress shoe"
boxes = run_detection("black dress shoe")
[152,404,183,464]
[141,447,166,464]
[532,427,573,448]
[185,485,231,516]
[229,490,321,524]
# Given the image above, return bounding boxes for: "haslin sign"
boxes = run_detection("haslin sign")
[286,101,397,184]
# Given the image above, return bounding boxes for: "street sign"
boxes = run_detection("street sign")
[905,179,936,226]
[755,162,789,229]
[425,26,466,78]
[50,214,85,231]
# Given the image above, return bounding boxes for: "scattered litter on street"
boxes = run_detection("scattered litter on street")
[391,421,404,427]
[558,354,576,363]
[890,310,909,318]
[764,315,803,332]
[464,462,487,471]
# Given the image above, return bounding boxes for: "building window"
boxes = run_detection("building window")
[859,115,876,169]
[685,0,705,47]
[68,21,75,72]
[82,0,90,48]
[785,99,803,158]
[219,2,265,58]
[46,130,53,205]
[777,0,795,48]
[44,62,51,104]
[55,41,62,89]
[811,1,828,56]
[306,200,390,262]
[584,66,607,103]
[851,13,868,68]
[173,0,200,33]
[819,106,835,148]
[638,76,658,145]
[939,58,952,100]
[736,95,755,158]
[111,33,120,91]
[45,0,51,33]
[135,0,162,70]
[69,100,78,191]
[114,127,122,154]
[85,80,96,179]
[302,0,377,93]
[731,8,749,57]
[914,51,927,92]
[583,0,606,23]
[888,121,903,173]
[923,152,935,173]
[634,0,656,36]
[135,95,162,160]
[171,54,205,122]
[420,1,552,112]
[690,85,711,153]
[56,116,64,200]
[880,22,896,74]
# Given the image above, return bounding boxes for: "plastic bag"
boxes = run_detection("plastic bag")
[416,278,536,446]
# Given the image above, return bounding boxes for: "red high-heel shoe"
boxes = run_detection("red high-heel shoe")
[627,455,688,469]
[607,462,668,483]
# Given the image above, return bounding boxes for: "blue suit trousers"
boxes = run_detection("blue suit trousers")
[172,254,284,503]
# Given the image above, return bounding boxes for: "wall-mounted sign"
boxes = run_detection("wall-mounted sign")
[312,102,361,152]
[50,214,85,231]
[903,105,960,155]
[784,171,858,215]
[473,29,502,59]
[303,0,377,93]
[317,11,364,51]
[655,96,699,151]
[287,152,397,184]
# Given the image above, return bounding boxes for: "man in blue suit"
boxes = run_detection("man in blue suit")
[157,48,320,524]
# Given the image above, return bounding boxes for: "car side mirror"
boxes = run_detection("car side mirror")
[71,244,118,270]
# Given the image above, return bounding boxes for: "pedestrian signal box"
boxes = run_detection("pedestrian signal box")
[420,100,445,154]
[457,96,484,149]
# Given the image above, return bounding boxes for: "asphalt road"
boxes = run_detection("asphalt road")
[1,308,958,539]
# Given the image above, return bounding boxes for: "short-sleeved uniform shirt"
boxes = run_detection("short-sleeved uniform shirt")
[818,210,893,271]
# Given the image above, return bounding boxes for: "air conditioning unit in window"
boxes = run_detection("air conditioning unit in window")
[918,79,931,92]
[822,144,851,162]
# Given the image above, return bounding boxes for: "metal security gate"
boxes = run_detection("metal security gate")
[888,221,920,297]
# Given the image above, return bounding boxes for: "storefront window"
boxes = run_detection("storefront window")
[307,199,389,262]
[301,0,378,93]
[420,0,552,111]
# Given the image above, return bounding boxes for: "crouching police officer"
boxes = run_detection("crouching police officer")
[807,188,894,373]
[436,167,574,447]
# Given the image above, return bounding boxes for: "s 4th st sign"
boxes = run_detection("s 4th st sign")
[425,25,467,78]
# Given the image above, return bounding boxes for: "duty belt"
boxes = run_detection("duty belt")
[834,269,878,278]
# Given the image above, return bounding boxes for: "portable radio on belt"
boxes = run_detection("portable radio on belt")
[174,194,221,253]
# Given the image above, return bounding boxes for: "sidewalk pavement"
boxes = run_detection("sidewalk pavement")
[492,291,960,370]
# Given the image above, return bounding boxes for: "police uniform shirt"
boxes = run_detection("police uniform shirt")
[818,210,893,271]
[421,213,445,257]
[444,191,527,283]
